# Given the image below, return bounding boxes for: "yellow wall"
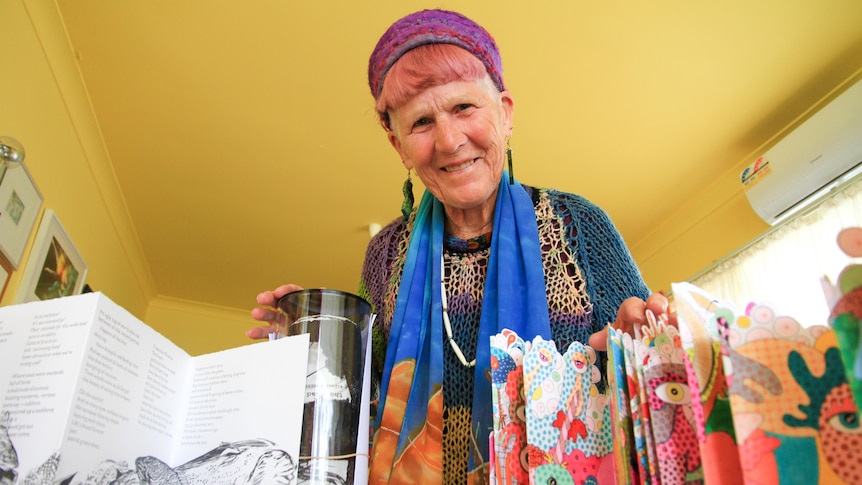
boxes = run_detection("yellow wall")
[632,162,770,294]
[146,296,257,356]
[0,0,153,315]
[0,0,254,355]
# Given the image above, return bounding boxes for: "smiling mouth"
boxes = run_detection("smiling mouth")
[443,159,477,172]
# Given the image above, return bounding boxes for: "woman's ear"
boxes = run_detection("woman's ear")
[387,130,413,170]
[500,90,515,133]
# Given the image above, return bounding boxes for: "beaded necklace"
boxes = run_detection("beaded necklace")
[440,254,476,367]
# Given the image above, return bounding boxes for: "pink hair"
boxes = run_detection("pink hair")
[375,44,491,129]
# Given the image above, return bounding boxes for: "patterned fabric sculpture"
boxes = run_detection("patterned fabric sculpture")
[490,331,614,484]
[674,279,862,484]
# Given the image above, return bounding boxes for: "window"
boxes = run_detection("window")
[691,176,862,327]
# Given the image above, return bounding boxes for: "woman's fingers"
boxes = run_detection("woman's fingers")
[644,292,669,317]
[248,283,305,340]
[247,307,283,341]
[588,326,610,351]
[246,325,278,340]
[250,306,284,323]
[615,297,648,334]
[256,284,304,307]
[589,293,675,351]
[588,297,646,351]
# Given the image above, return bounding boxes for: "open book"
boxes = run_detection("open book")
[0,292,309,484]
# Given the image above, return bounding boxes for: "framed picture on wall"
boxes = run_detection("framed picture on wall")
[0,164,43,269]
[0,253,11,301]
[15,209,88,304]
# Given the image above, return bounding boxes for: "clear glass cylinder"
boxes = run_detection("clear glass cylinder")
[278,289,372,485]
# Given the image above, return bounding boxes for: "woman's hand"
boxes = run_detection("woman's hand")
[246,284,304,340]
[588,292,676,351]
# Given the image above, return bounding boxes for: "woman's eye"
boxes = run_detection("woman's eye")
[455,103,473,112]
[412,118,432,128]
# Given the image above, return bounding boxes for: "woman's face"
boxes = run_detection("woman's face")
[387,76,514,213]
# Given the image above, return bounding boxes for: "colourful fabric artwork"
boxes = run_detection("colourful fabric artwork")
[674,281,862,485]
[490,329,529,485]
[636,313,703,484]
[608,328,637,484]
[487,257,862,485]
[619,329,655,484]
[823,226,862,422]
[490,331,615,485]
[523,337,614,484]
[673,282,744,485]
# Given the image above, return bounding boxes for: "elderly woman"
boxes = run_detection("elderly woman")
[249,8,671,484]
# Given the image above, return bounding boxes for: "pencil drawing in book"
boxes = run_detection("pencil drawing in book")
[0,412,19,485]
[1,412,61,485]
[0,422,297,485]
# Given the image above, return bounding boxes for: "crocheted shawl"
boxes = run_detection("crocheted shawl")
[367,175,551,483]
[359,184,651,483]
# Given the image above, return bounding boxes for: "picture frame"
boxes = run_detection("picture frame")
[15,209,88,304]
[0,254,11,301]
[0,164,44,269]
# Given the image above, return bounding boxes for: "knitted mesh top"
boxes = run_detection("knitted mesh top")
[358,185,650,483]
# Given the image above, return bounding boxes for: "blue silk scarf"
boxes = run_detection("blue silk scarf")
[369,174,552,483]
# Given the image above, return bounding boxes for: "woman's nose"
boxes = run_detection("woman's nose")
[435,118,465,153]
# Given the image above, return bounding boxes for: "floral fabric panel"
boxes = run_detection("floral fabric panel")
[672,282,743,485]
[490,330,615,484]
[608,328,637,484]
[523,337,614,484]
[618,329,657,484]
[638,314,704,484]
[674,281,862,484]
[610,311,704,485]
[489,329,530,485]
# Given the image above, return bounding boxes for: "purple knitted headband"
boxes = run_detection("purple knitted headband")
[368,9,505,99]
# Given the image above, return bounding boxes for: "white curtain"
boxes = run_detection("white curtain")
[691,176,862,328]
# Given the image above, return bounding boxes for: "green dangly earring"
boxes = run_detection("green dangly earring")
[401,169,414,222]
[507,138,514,185]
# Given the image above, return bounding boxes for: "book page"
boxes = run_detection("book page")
[0,293,100,482]
[169,334,309,484]
[56,294,193,481]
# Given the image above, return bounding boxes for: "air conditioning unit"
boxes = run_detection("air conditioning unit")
[741,78,862,226]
